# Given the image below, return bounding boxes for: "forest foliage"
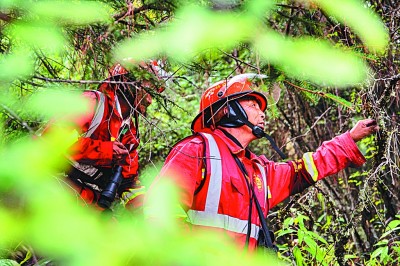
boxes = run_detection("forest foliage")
[0,0,399,265]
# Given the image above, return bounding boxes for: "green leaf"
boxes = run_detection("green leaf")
[307,231,328,245]
[19,248,32,265]
[312,0,389,53]
[283,217,294,227]
[25,86,88,119]
[114,5,255,62]
[30,1,111,25]
[298,229,305,245]
[293,246,304,266]
[324,93,353,109]
[0,259,20,266]
[0,52,34,83]
[254,31,368,87]
[303,235,318,253]
[371,246,385,259]
[6,21,65,52]
[386,220,400,231]
[380,246,389,263]
[245,0,275,18]
[0,0,21,9]
[344,254,359,259]
[276,229,296,237]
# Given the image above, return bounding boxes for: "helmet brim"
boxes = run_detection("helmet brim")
[191,91,267,132]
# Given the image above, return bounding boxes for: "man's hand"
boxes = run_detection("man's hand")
[112,141,129,164]
[350,119,379,142]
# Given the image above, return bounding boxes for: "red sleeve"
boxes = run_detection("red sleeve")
[265,131,366,208]
[67,91,115,166]
[146,135,205,211]
[311,131,366,179]
[69,138,114,166]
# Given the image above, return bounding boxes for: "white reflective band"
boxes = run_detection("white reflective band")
[203,133,222,213]
[84,91,105,138]
[303,152,319,181]
[115,95,123,118]
[187,210,260,239]
[186,133,259,239]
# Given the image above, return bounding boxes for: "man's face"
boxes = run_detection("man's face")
[238,98,266,136]
[135,86,153,115]
[119,78,153,115]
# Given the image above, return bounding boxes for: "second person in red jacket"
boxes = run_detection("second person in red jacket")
[48,60,167,210]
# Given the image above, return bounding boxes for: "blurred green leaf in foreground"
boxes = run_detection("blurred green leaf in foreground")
[115,0,388,88]
[0,0,391,265]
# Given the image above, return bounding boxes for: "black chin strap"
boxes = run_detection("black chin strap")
[243,120,287,160]
[222,101,287,160]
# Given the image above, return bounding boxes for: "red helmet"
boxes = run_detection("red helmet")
[108,63,129,77]
[107,60,170,93]
[191,73,268,132]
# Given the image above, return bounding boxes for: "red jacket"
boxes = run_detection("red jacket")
[148,127,366,250]
[69,89,139,178]
[64,84,140,204]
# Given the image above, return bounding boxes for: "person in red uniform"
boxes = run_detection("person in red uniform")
[146,73,378,251]
[48,60,166,209]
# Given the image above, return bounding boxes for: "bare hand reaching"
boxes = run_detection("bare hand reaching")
[350,119,379,142]
[112,141,129,165]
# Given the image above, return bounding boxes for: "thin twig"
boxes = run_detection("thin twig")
[0,104,35,134]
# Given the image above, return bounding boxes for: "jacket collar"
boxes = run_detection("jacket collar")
[202,127,262,163]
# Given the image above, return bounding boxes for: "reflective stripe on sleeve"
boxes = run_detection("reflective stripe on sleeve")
[303,152,319,181]
[121,186,146,206]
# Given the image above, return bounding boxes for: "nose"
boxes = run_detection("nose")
[259,110,265,120]
[146,93,153,105]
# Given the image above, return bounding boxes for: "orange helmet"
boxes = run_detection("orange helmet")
[191,73,268,132]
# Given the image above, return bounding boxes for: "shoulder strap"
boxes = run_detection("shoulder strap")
[194,132,209,195]
[83,90,106,138]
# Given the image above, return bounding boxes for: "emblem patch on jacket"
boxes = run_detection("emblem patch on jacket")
[253,173,263,192]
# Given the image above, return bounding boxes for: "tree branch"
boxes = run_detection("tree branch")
[0,104,35,134]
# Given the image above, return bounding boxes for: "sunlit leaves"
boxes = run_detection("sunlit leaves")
[245,0,275,18]
[5,21,65,52]
[308,0,389,53]
[0,143,280,265]
[0,52,34,83]
[26,87,89,119]
[1,0,111,25]
[115,5,259,62]
[324,93,353,109]
[0,0,394,265]
[115,1,387,87]
[1,0,112,69]
[30,1,111,25]
[254,32,368,87]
